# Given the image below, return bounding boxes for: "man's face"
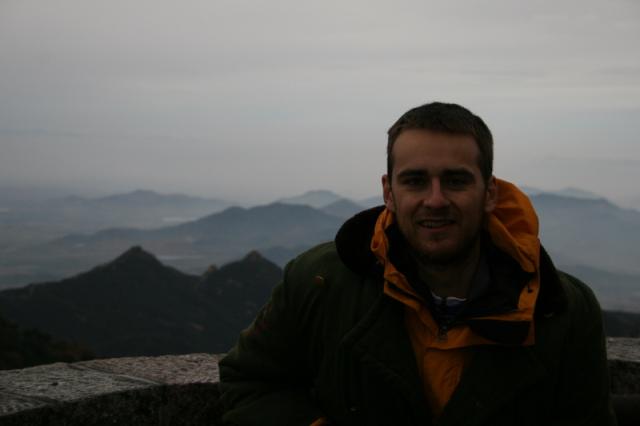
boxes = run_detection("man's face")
[382,129,497,265]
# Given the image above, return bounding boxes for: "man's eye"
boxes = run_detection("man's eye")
[444,177,469,188]
[403,177,424,186]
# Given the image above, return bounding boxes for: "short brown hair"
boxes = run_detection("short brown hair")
[387,102,493,182]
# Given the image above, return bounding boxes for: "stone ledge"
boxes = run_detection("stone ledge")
[607,337,640,394]
[0,339,638,425]
[0,354,221,426]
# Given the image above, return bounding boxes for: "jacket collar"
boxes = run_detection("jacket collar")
[335,205,385,279]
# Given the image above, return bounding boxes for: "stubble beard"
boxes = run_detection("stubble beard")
[413,226,482,269]
[410,208,487,269]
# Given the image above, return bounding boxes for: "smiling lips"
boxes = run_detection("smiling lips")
[419,218,455,229]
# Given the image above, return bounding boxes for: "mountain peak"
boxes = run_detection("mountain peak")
[127,189,158,196]
[211,251,282,279]
[201,264,219,279]
[98,189,159,202]
[522,186,605,201]
[112,246,162,267]
[242,250,265,262]
[321,197,364,218]
[278,189,343,209]
[531,192,613,208]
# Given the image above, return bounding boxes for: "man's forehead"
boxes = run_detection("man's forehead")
[390,130,482,174]
[392,129,478,151]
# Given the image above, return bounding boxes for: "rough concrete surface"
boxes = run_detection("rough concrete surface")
[0,353,221,426]
[0,393,47,417]
[75,353,219,386]
[0,362,154,405]
[608,338,640,395]
[608,338,640,363]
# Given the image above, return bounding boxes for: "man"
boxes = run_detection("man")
[219,102,616,425]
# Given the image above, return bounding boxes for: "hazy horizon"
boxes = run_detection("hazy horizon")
[0,180,634,210]
[2,0,639,205]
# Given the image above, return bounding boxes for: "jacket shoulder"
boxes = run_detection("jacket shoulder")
[283,241,381,326]
[287,241,343,276]
[285,241,367,292]
[533,270,605,364]
[556,270,603,321]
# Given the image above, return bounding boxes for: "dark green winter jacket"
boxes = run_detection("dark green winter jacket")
[219,207,616,426]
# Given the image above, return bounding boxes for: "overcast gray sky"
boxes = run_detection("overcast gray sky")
[1,0,639,204]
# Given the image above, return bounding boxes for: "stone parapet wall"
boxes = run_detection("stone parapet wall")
[607,337,640,394]
[0,339,638,425]
[0,354,221,425]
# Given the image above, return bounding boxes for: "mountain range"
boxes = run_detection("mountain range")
[0,247,282,357]
[0,202,342,288]
[529,194,640,275]
[0,189,230,251]
[1,187,639,313]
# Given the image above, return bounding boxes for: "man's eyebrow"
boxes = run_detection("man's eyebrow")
[442,168,475,178]
[396,169,427,178]
[396,167,475,178]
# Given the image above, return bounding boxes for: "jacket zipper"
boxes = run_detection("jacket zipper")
[437,324,449,342]
[436,303,521,343]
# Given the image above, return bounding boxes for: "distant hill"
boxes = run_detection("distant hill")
[0,247,283,357]
[278,190,343,208]
[43,189,231,228]
[560,264,640,313]
[0,189,231,253]
[279,190,374,218]
[321,198,365,218]
[0,203,341,288]
[198,250,283,331]
[531,194,640,275]
[169,202,340,245]
[522,186,603,200]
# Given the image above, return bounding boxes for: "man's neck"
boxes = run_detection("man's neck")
[413,241,482,299]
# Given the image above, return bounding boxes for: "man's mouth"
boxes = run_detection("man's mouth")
[419,219,455,229]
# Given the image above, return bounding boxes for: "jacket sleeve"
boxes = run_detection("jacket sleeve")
[218,259,326,426]
[550,274,617,426]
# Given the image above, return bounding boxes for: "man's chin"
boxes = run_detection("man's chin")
[414,240,479,266]
[416,250,460,266]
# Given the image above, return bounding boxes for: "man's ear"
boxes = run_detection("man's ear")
[382,174,395,211]
[484,176,498,213]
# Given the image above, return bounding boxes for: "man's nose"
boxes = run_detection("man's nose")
[423,179,450,209]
